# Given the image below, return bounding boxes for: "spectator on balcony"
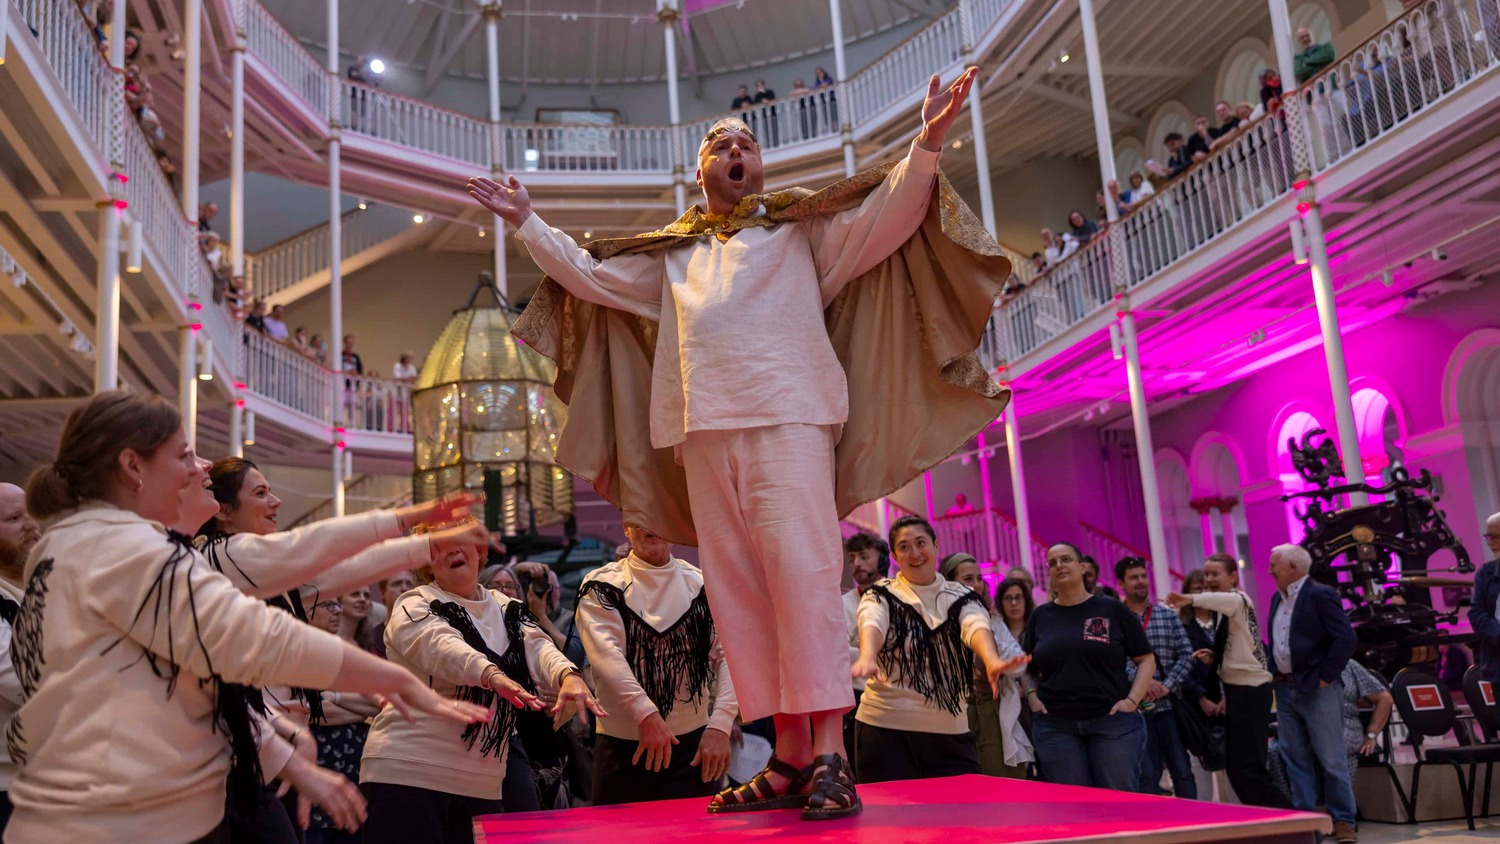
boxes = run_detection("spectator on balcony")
[1161,132,1192,178]
[1123,172,1154,205]
[1294,28,1336,84]
[753,79,779,147]
[293,326,310,354]
[944,493,977,517]
[1028,252,1045,273]
[310,334,329,365]
[341,335,364,376]
[1208,101,1242,151]
[1185,116,1215,163]
[224,277,247,318]
[245,299,267,334]
[1066,211,1097,243]
[1040,229,1075,268]
[156,149,178,192]
[199,201,219,235]
[1259,69,1285,116]
[392,353,419,381]
[200,233,224,273]
[1107,180,1131,215]
[263,304,289,342]
[789,78,813,138]
[731,84,755,118]
[812,66,838,131]
[348,56,379,132]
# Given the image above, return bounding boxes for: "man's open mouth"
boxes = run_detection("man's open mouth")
[727,163,745,182]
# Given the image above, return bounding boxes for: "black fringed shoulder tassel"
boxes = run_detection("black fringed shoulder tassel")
[99,531,266,816]
[424,598,537,759]
[201,536,325,727]
[575,580,714,717]
[869,585,984,716]
[6,556,55,765]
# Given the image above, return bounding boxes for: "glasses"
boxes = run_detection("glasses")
[1001,594,1027,603]
[1486,533,1500,541]
[1046,557,1078,568]
[313,601,343,613]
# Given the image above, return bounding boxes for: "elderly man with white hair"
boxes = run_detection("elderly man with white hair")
[0,482,42,831]
[1267,543,1359,843]
[1468,512,1500,693]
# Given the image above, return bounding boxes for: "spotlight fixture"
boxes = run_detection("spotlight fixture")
[413,214,425,223]
[344,448,355,480]
[1059,51,1070,63]
[1380,269,1393,287]
[244,411,256,447]
[583,231,593,240]
[125,220,143,273]
[477,228,486,237]
[357,199,368,210]
[951,139,963,149]
[369,58,386,75]
[1288,219,1308,264]
[1108,322,1122,360]
[0,9,8,65]
[198,337,214,380]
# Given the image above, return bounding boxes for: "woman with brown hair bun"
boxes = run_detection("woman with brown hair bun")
[6,391,487,844]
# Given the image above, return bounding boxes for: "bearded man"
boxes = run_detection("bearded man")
[469,67,1010,819]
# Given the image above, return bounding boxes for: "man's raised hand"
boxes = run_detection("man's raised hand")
[467,175,533,229]
[916,66,978,152]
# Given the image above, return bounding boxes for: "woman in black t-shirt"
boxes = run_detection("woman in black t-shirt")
[1021,542,1154,791]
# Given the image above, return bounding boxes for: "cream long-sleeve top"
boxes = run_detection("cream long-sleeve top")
[0,576,25,792]
[515,141,939,449]
[360,583,577,800]
[4,504,347,844]
[855,572,995,735]
[576,554,737,741]
[1189,588,1273,688]
[201,509,429,609]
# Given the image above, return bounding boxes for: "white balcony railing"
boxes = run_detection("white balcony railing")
[845,8,966,125]
[244,0,328,116]
[680,87,847,158]
[340,82,490,165]
[11,0,115,163]
[984,0,1500,369]
[933,507,1049,585]
[243,333,412,435]
[246,204,418,300]
[499,123,675,173]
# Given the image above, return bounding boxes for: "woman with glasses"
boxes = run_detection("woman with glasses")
[993,577,1038,778]
[1021,542,1153,791]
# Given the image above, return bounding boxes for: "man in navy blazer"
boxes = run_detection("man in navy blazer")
[1267,543,1359,843]
[1469,513,1500,686]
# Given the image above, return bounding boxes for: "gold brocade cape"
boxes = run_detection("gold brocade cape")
[512,162,1013,546]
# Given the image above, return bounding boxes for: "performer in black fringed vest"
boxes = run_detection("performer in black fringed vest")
[576,523,738,805]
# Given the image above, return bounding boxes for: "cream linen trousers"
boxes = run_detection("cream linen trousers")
[680,423,855,721]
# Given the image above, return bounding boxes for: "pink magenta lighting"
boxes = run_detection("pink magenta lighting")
[113,199,127,210]
[335,440,346,449]
[186,301,203,311]
[236,399,246,408]
[189,323,202,332]
[1292,179,1310,191]
[1296,201,1312,215]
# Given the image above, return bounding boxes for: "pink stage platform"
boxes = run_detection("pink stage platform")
[476,774,1330,843]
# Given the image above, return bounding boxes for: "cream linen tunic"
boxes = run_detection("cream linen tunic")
[514,141,939,449]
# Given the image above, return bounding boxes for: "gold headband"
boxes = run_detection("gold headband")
[699,118,759,158]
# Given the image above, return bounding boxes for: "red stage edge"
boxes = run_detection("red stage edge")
[475,774,1330,843]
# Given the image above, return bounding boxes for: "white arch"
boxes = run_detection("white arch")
[1145,101,1195,159]
[1216,37,1275,107]
[1290,1,1338,43]
[1155,449,1203,575]
[1441,328,1500,537]
[1274,408,1327,543]
[1114,137,1147,186]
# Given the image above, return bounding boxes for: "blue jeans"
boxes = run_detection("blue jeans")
[1274,680,1357,825]
[1032,711,1146,792]
[1140,708,1198,798]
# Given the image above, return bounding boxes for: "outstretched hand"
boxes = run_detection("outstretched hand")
[916,66,978,151]
[467,175,534,229]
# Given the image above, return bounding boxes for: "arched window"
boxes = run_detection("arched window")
[1155,451,1200,580]
[1275,410,1326,542]
[1351,386,1407,501]
[1114,138,1146,187]
[1217,39,1275,109]
[1443,329,1500,539]
[1290,2,1337,44]
[1145,102,1194,161]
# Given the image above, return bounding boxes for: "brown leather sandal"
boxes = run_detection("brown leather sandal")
[801,753,862,820]
[707,756,813,814]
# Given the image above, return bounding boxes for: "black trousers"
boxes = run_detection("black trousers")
[360,782,503,844]
[0,790,11,836]
[854,722,981,784]
[224,782,302,844]
[592,726,718,805]
[1222,682,1294,809]
[501,731,541,813]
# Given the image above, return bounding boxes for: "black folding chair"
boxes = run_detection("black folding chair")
[1461,663,1500,820]
[1391,668,1500,829]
